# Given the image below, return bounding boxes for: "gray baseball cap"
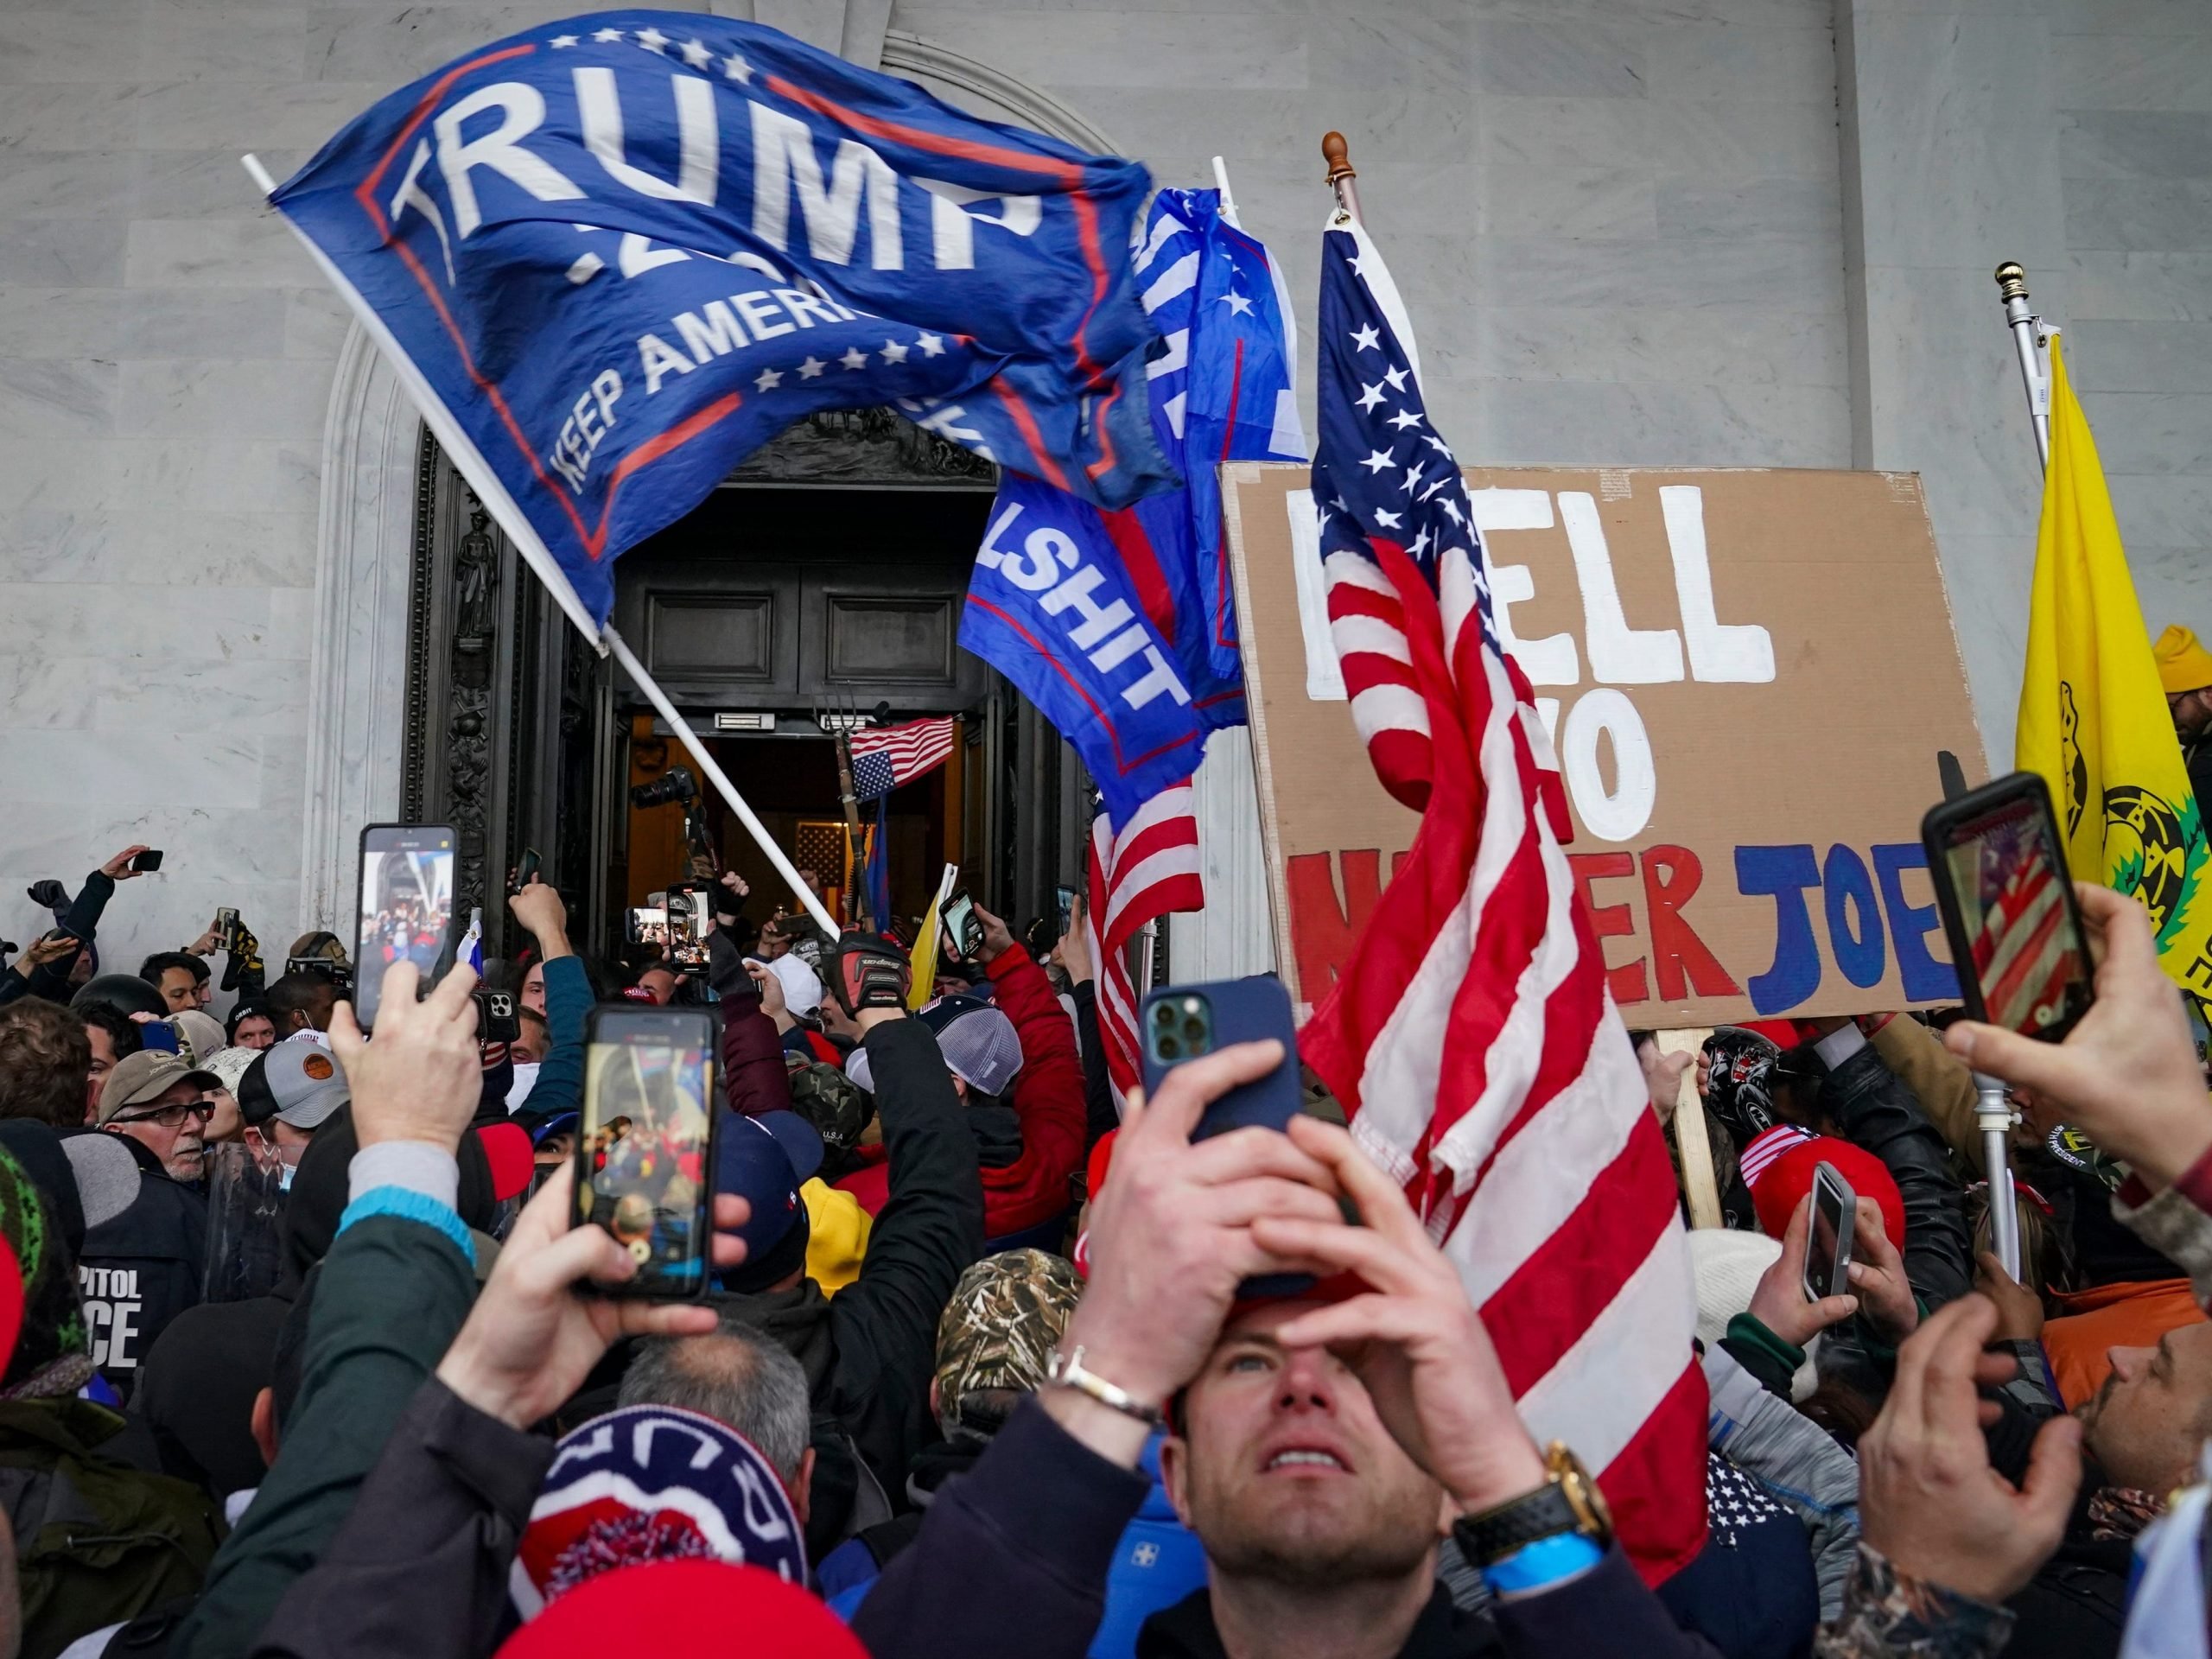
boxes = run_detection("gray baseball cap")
[60,1132,142,1229]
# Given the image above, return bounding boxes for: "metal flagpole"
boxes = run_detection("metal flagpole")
[1981,257,2043,1281]
[1994,262,2053,474]
[241,158,842,941]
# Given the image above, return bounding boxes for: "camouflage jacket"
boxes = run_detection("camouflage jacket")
[1815,1544,2013,1659]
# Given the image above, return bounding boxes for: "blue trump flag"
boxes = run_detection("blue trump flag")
[1136,188,1305,687]
[269,11,1175,632]
[958,190,1303,824]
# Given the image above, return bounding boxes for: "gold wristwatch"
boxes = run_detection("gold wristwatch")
[1452,1442,1614,1567]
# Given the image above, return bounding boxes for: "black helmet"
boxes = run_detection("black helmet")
[71,973,167,1020]
[1700,1027,1783,1144]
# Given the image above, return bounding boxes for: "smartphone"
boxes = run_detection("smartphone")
[664,887,711,969]
[214,907,241,954]
[137,1021,181,1056]
[130,849,163,874]
[1803,1161,1857,1301]
[511,848,542,893]
[353,824,458,1031]
[1138,976,1303,1141]
[1922,772,2094,1042]
[1056,885,1077,939]
[474,988,520,1046]
[575,1005,716,1298]
[938,890,982,965]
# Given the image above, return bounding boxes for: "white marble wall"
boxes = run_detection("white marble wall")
[0,0,2203,984]
[1839,0,2212,766]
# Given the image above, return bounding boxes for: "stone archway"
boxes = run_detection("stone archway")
[296,31,1121,928]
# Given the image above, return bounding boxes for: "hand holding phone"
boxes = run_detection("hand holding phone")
[354,824,459,1031]
[1803,1161,1857,1303]
[1923,772,2094,1042]
[938,889,982,966]
[1138,977,1304,1141]
[575,1006,716,1298]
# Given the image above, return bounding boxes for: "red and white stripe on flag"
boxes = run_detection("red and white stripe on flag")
[1085,784,1204,1100]
[1300,550,1707,1582]
[849,715,958,790]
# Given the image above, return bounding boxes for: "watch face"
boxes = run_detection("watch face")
[1549,1444,1614,1541]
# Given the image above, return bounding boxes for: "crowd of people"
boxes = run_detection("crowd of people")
[0,778,2208,1659]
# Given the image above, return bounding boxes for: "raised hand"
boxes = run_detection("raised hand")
[1945,883,2212,1190]
[435,1166,748,1429]
[1255,1116,1548,1512]
[101,845,152,881]
[1055,1041,1343,1462]
[1747,1193,1860,1346]
[327,962,482,1152]
[1857,1295,2080,1602]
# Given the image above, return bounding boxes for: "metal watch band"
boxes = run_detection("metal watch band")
[1045,1345,1162,1426]
[1452,1482,1582,1567]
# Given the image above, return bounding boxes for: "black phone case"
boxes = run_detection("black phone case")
[1919,771,2093,1040]
[575,1005,717,1300]
[1137,976,1303,1140]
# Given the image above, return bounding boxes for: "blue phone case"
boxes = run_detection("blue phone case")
[1137,976,1302,1139]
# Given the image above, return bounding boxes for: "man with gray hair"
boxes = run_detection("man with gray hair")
[618,1314,815,1523]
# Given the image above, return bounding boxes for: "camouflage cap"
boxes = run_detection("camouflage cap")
[785,1056,871,1153]
[933,1248,1083,1442]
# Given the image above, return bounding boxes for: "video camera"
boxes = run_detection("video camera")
[629,766,699,810]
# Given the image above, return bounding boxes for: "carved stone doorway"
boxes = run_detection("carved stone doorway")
[401,408,1091,960]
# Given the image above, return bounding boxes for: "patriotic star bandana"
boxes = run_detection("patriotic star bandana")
[510,1404,806,1620]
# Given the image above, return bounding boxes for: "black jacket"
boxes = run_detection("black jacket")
[1817,1043,1973,1310]
[717,1014,983,1540]
[1070,979,1116,1151]
[0,871,115,1009]
[1140,1586,1491,1658]
[853,1399,1726,1659]
[78,1137,207,1403]
[1986,1402,2126,1659]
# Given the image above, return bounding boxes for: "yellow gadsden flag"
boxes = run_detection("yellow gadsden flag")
[2016,334,2210,997]
[906,862,959,1010]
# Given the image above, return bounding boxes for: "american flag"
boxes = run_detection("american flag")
[1085,785,1205,1098]
[849,716,958,801]
[1298,211,1707,1580]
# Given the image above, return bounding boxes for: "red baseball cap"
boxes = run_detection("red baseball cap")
[1745,1130,1906,1249]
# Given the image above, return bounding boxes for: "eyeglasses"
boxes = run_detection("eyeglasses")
[109,1102,215,1131]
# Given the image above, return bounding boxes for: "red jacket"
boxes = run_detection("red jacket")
[836,950,1085,1239]
[721,989,793,1117]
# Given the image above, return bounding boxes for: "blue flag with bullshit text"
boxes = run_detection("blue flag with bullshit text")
[959,190,1304,825]
[270,11,1175,631]
[964,470,1208,825]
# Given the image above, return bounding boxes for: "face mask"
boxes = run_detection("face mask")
[506,1063,542,1111]
[277,1161,297,1192]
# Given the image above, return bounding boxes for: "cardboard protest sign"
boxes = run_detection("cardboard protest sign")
[1224,462,1987,1028]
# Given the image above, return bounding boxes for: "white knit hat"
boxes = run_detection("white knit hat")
[1687,1227,1820,1401]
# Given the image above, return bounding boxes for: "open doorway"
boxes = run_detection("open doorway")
[620,721,969,936]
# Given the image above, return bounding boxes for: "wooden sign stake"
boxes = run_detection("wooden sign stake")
[1655,1027,1722,1230]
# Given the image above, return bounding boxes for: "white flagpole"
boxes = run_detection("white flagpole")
[1211,156,1241,228]
[242,154,840,938]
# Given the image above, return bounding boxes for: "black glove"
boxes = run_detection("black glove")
[830,932,909,1018]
